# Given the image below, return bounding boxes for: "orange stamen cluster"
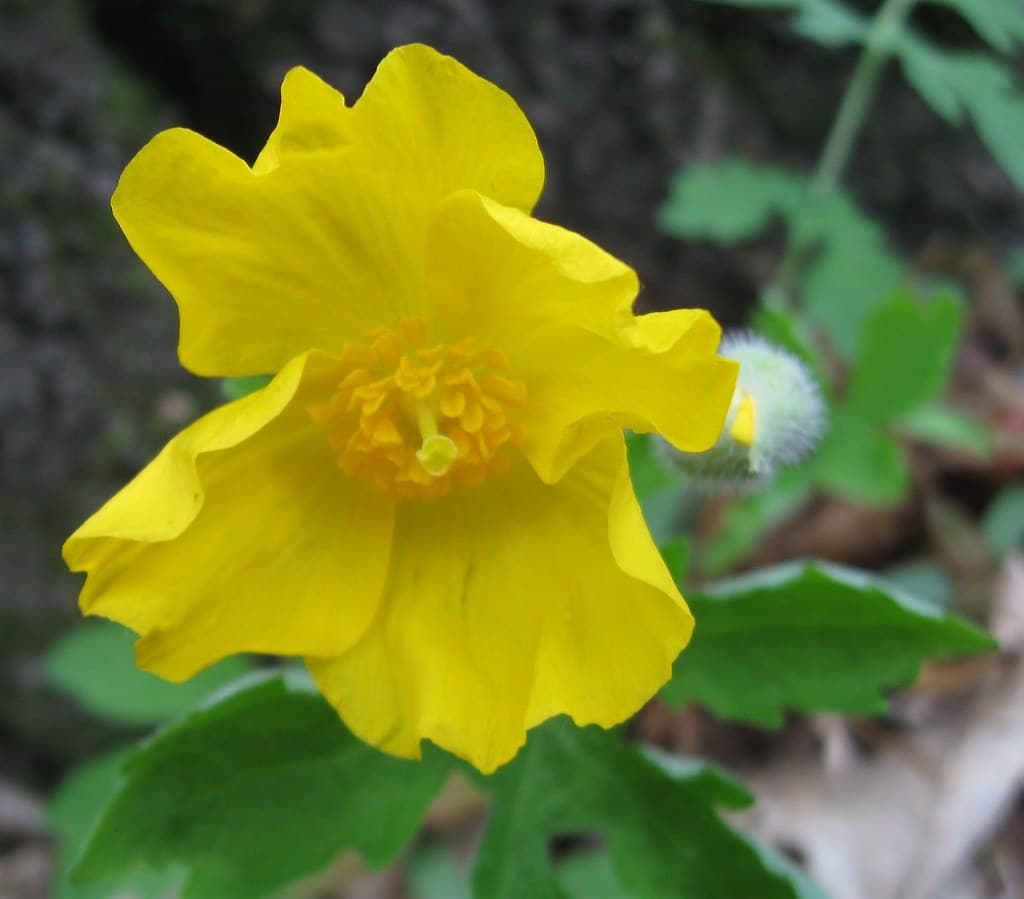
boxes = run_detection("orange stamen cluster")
[310,318,527,499]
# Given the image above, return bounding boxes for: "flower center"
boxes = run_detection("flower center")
[310,317,526,499]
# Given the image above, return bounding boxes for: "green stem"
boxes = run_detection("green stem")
[812,0,918,193]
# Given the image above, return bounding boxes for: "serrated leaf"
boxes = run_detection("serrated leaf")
[899,38,1024,189]
[811,410,909,504]
[44,621,252,726]
[926,0,1024,54]
[896,403,993,456]
[663,560,994,725]
[72,671,453,899]
[47,749,181,899]
[471,720,801,899]
[847,290,963,423]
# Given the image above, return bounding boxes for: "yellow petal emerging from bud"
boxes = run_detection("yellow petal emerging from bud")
[663,332,827,491]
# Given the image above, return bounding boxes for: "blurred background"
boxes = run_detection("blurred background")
[3,0,1024,897]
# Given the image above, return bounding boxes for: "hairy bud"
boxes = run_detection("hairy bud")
[662,332,827,490]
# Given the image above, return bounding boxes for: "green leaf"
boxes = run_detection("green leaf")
[44,621,252,726]
[556,755,831,899]
[48,749,181,899]
[812,410,909,505]
[73,671,453,899]
[1006,246,1024,287]
[661,537,692,583]
[471,720,802,899]
[663,560,994,725]
[409,848,472,899]
[791,1,869,47]
[626,432,688,545]
[881,559,954,610]
[896,403,994,457]
[899,39,1024,189]
[846,289,963,423]
[981,483,1024,555]
[626,432,675,500]
[794,192,904,360]
[220,374,272,401]
[557,852,632,899]
[898,33,964,124]
[658,160,806,244]
[553,751,831,899]
[660,159,902,358]
[925,0,1024,54]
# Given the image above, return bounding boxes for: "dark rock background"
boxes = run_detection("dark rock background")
[2,0,1022,852]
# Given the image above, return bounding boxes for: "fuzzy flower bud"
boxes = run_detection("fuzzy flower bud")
[662,332,827,490]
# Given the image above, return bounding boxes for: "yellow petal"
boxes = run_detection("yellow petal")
[253,67,350,175]
[113,131,422,376]
[429,190,637,345]
[730,392,757,445]
[427,191,739,481]
[307,433,690,773]
[346,44,544,212]
[63,351,394,681]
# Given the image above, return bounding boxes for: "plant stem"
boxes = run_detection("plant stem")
[812,0,918,192]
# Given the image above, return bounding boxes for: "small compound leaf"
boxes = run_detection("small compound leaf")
[658,160,806,244]
[899,38,1024,189]
[663,560,994,725]
[660,160,902,358]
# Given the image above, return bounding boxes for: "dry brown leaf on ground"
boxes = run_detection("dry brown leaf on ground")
[741,557,1024,899]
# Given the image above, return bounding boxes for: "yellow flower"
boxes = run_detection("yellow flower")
[62,45,737,773]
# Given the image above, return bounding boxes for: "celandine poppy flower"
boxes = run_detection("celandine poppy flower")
[63,45,737,773]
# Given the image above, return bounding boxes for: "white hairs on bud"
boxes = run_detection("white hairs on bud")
[662,331,827,492]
